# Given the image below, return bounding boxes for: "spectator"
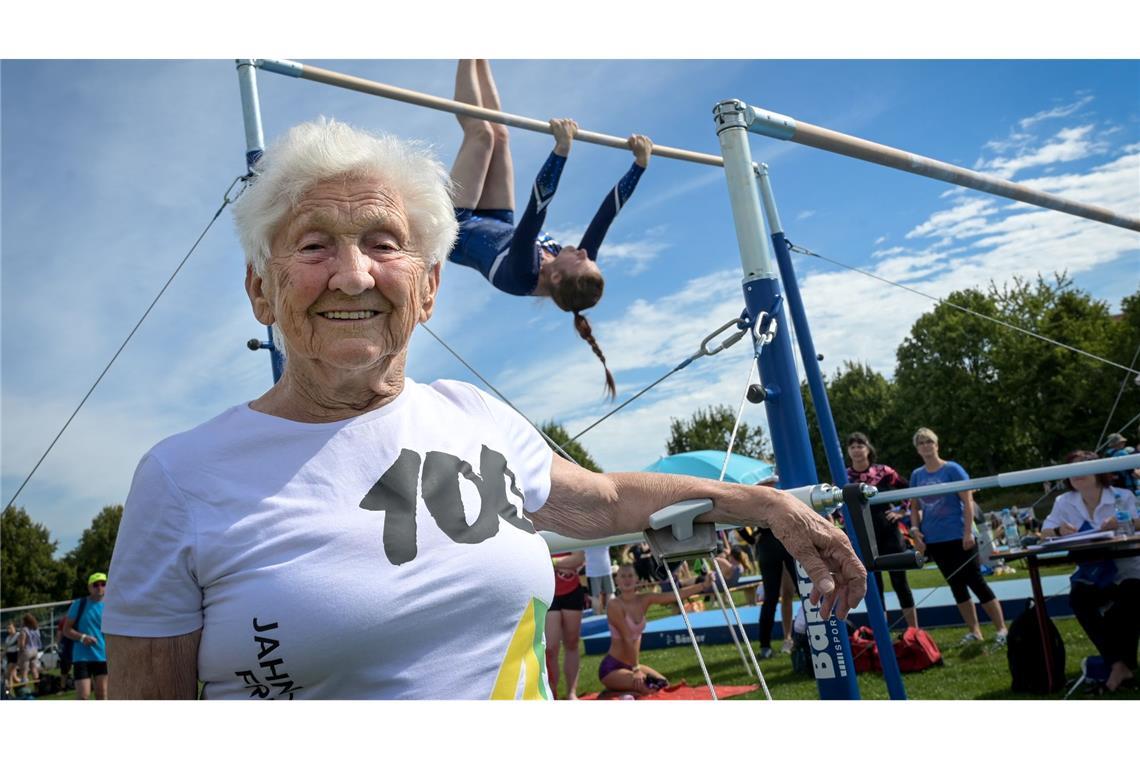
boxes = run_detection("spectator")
[626,541,658,585]
[585,544,615,614]
[61,572,109,700]
[4,622,19,689]
[16,613,41,687]
[1042,450,1140,691]
[845,431,919,629]
[1104,432,1138,495]
[909,428,1008,646]
[546,551,586,699]
[754,528,798,658]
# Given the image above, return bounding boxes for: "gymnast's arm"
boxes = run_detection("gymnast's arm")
[577,134,651,260]
[501,120,576,290]
[107,630,201,699]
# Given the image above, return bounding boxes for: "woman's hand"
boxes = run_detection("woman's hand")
[628,134,653,168]
[911,530,926,555]
[963,533,976,551]
[885,511,901,523]
[1059,522,1078,536]
[550,118,578,156]
[1099,515,1119,532]
[765,496,867,620]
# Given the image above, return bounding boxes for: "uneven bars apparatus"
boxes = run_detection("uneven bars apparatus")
[234,60,1140,700]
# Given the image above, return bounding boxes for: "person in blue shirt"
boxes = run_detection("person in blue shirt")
[61,571,108,699]
[909,428,1008,646]
[448,59,652,399]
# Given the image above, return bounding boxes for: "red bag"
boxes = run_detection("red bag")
[893,627,942,673]
[849,625,880,673]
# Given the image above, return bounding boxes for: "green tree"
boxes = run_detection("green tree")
[801,361,909,481]
[666,405,771,460]
[540,422,603,472]
[62,505,123,597]
[893,287,1008,473]
[892,276,1135,477]
[0,506,69,608]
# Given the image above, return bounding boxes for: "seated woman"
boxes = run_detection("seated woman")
[448,59,652,398]
[1042,450,1140,692]
[599,563,711,696]
[713,546,752,588]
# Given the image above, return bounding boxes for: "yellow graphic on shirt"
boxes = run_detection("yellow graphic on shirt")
[490,597,551,700]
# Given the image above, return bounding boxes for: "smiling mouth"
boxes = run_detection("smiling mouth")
[318,310,381,321]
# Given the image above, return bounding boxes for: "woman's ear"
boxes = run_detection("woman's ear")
[245,265,275,326]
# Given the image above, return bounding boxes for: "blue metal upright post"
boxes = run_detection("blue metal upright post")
[755,165,908,700]
[715,100,860,700]
[236,59,285,384]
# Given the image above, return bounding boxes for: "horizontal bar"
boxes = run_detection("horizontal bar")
[744,104,1140,233]
[868,453,1140,505]
[253,58,725,168]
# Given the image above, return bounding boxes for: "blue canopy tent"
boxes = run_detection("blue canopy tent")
[642,450,777,485]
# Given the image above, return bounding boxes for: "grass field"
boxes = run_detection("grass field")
[563,616,1137,700]
[15,562,1134,702]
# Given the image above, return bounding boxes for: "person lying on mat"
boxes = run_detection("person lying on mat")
[598,564,712,695]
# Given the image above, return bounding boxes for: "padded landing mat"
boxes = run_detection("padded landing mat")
[581,681,759,700]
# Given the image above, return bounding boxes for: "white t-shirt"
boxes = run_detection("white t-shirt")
[584,545,612,578]
[1042,487,1140,583]
[104,379,556,699]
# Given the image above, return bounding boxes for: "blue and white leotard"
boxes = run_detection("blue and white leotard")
[450,151,645,296]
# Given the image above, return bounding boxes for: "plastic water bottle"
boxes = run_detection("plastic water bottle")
[1116,493,1135,537]
[1001,508,1021,550]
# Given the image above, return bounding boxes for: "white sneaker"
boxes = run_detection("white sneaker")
[781,639,795,654]
[959,632,982,645]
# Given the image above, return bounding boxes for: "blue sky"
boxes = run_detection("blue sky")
[2,59,1138,553]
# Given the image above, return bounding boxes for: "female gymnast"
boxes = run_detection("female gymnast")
[599,563,711,696]
[448,59,652,398]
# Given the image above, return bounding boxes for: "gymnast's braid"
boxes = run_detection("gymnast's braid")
[573,311,616,400]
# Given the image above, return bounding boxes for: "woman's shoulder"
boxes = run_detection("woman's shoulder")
[143,404,253,470]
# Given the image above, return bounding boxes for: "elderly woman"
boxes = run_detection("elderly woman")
[102,119,865,700]
[1043,450,1139,691]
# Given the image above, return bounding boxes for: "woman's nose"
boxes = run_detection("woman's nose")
[328,244,376,295]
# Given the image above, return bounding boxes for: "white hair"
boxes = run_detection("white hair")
[232,117,458,276]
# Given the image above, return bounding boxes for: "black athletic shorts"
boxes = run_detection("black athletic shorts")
[550,584,587,611]
[4,651,17,666]
[73,660,108,679]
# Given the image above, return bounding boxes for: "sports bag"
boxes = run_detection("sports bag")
[849,625,880,674]
[893,627,942,672]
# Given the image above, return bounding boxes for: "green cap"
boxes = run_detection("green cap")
[88,572,108,585]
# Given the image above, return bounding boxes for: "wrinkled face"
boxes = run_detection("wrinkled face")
[247,176,439,373]
[548,246,599,284]
[616,566,639,593]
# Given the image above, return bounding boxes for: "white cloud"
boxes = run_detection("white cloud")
[1018,94,1094,130]
[796,210,816,221]
[979,124,1107,179]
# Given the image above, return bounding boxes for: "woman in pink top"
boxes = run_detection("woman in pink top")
[598,563,711,695]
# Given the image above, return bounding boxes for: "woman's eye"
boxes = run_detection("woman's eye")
[300,242,326,252]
